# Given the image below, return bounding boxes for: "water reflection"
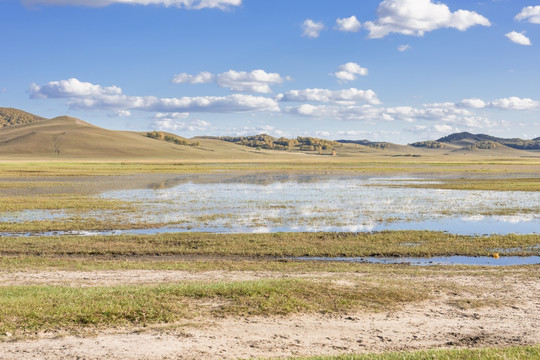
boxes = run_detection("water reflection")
[294,256,540,266]
[99,174,539,235]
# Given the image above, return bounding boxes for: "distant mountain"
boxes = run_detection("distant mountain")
[0,107,46,127]
[437,132,540,150]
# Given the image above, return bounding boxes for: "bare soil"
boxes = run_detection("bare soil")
[0,269,538,359]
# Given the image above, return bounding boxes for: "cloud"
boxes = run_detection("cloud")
[505,31,532,46]
[286,101,497,129]
[154,112,190,119]
[22,0,241,10]
[406,124,458,138]
[331,62,368,82]
[171,69,286,93]
[30,78,280,113]
[226,124,289,138]
[336,16,361,32]
[515,6,540,24]
[364,0,491,39]
[152,113,211,132]
[216,70,285,93]
[491,97,539,110]
[302,19,325,38]
[171,71,215,84]
[460,98,486,109]
[397,44,411,52]
[278,88,381,105]
[461,96,539,110]
[114,110,132,117]
[286,104,387,122]
[29,78,122,99]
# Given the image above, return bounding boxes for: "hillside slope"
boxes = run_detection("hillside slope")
[0,107,46,127]
[0,115,273,160]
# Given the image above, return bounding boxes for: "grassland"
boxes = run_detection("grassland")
[0,158,538,358]
[1,231,539,259]
[289,345,540,360]
[2,157,540,177]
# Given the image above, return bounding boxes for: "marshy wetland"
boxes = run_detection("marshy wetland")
[0,160,539,359]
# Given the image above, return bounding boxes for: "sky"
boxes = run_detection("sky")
[1,0,539,144]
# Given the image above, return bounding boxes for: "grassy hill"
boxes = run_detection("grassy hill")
[0,107,46,127]
[0,108,538,161]
[437,132,540,150]
[0,114,282,160]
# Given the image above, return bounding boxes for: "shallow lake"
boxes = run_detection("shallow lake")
[96,174,539,235]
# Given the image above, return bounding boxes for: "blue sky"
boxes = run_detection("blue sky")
[1,0,539,143]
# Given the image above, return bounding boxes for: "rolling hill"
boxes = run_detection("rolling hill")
[1,108,538,160]
[437,132,540,150]
[0,109,278,160]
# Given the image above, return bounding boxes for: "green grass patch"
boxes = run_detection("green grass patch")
[386,177,540,192]
[2,231,538,258]
[1,159,540,178]
[0,279,428,335]
[1,256,538,282]
[0,194,130,212]
[286,345,540,360]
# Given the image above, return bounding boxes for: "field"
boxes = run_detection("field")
[0,154,539,359]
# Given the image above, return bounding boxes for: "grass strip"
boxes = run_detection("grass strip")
[1,231,538,257]
[1,160,540,177]
[1,256,538,281]
[0,279,427,335]
[383,177,540,192]
[0,195,131,212]
[286,345,540,360]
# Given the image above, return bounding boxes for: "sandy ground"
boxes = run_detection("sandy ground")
[0,270,289,286]
[1,269,538,359]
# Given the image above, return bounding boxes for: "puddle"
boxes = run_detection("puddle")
[0,209,67,222]
[293,256,540,266]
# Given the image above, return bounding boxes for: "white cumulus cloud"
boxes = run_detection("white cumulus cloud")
[515,6,540,24]
[152,113,211,132]
[302,19,325,38]
[460,98,486,109]
[505,31,532,46]
[461,96,539,110]
[279,88,380,105]
[364,0,491,39]
[171,71,215,84]
[29,78,122,99]
[217,70,285,93]
[22,0,241,10]
[286,101,497,129]
[491,97,539,111]
[30,78,280,113]
[332,62,368,82]
[336,16,361,32]
[172,69,286,93]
